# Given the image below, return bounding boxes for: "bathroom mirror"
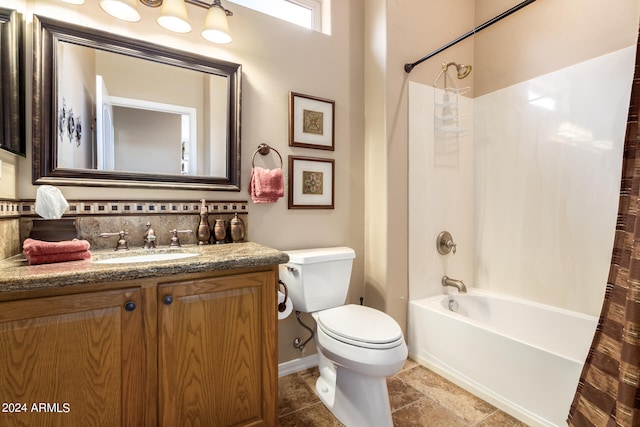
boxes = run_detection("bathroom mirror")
[0,8,25,156]
[32,15,241,190]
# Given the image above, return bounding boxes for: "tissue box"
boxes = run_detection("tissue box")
[29,218,78,242]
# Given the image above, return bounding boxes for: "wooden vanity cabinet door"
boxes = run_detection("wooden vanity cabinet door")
[158,268,278,427]
[0,287,145,427]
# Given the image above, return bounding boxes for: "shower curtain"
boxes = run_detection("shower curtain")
[568,24,640,427]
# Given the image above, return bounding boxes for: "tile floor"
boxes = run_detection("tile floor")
[278,359,529,426]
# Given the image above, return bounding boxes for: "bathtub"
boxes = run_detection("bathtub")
[408,289,598,427]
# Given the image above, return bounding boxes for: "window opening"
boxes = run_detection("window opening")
[227,0,325,33]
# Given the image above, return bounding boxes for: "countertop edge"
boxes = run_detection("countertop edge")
[0,242,289,294]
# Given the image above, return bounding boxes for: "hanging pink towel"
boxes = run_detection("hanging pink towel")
[249,167,284,204]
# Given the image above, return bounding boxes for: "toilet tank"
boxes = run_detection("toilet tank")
[279,247,356,313]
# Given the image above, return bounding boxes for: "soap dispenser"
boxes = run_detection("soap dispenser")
[197,199,211,245]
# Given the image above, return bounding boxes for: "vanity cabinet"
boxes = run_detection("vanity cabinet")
[158,269,278,426]
[0,265,279,427]
[0,287,145,427]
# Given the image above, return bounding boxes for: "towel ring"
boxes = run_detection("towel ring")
[251,143,283,168]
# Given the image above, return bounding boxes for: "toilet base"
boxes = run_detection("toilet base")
[315,353,393,427]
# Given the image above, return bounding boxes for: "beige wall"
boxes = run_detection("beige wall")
[8,0,364,365]
[365,0,474,332]
[474,0,640,96]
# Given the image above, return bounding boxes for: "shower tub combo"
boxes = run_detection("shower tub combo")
[408,289,598,427]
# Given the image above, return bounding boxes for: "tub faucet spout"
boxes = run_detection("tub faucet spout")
[442,276,467,293]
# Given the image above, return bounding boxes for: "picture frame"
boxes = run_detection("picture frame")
[289,92,335,151]
[288,156,335,209]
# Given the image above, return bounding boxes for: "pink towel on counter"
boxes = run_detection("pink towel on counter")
[249,167,284,204]
[23,238,91,265]
[23,238,90,256]
[25,251,92,265]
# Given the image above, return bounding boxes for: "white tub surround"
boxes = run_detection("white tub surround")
[409,47,635,315]
[473,47,635,315]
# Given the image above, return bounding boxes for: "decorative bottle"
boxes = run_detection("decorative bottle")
[230,213,245,243]
[213,219,227,244]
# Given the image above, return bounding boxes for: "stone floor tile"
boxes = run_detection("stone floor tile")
[278,361,528,427]
[476,411,530,427]
[392,397,468,427]
[279,373,320,417]
[298,366,321,391]
[396,366,496,423]
[395,358,420,374]
[278,402,345,427]
[386,376,424,412]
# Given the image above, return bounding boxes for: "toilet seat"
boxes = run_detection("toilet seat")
[316,305,404,349]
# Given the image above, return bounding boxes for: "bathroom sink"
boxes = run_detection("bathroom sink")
[94,252,200,264]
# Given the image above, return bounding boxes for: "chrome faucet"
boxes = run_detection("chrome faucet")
[442,276,467,293]
[100,231,129,251]
[169,229,193,247]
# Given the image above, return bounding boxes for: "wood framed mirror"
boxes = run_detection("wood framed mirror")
[32,15,241,190]
[0,8,25,156]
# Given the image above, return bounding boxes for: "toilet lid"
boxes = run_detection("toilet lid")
[316,305,404,349]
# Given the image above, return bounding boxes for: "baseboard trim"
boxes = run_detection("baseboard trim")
[278,354,319,377]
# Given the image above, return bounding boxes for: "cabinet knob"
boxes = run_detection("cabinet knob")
[163,295,174,305]
[124,301,137,312]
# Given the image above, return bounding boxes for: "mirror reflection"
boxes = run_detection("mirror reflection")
[33,15,242,190]
[56,43,228,177]
[0,8,25,156]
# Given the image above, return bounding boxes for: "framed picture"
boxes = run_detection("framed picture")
[288,156,335,209]
[289,92,335,151]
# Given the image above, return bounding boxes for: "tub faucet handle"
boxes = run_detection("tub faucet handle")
[437,231,457,255]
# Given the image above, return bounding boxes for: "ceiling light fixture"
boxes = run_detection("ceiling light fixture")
[97,0,233,43]
[157,0,192,33]
[201,0,233,44]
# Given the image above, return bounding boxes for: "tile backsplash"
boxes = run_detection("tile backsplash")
[14,199,248,218]
[1,199,248,258]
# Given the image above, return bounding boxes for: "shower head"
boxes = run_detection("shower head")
[443,62,472,79]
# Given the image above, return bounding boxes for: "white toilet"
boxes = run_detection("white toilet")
[279,247,408,427]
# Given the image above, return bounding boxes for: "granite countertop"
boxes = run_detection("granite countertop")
[0,242,289,293]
